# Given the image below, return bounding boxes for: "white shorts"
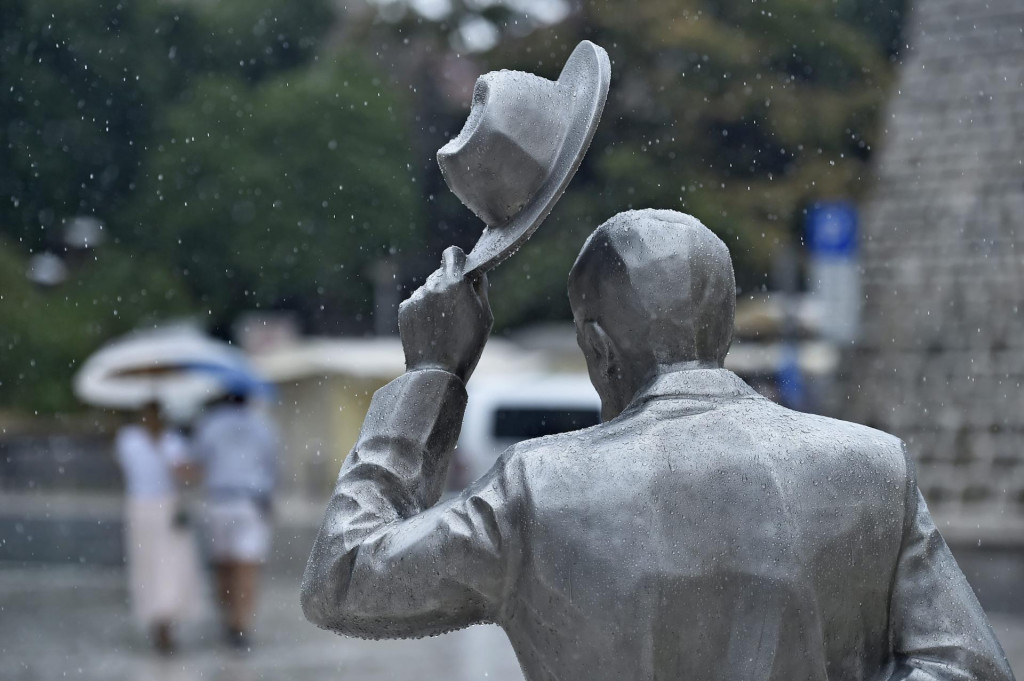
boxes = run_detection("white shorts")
[202,497,272,563]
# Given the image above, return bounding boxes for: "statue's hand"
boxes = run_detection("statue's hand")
[399,246,492,383]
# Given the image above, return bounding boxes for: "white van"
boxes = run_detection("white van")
[451,373,601,490]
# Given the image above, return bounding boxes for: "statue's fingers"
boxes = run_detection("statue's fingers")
[441,246,466,280]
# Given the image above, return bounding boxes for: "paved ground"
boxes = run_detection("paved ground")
[1,564,1022,680]
[0,565,523,681]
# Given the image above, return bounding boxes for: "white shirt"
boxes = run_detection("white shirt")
[114,425,188,498]
[192,405,279,498]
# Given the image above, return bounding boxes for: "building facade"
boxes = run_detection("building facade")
[848,0,1024,536]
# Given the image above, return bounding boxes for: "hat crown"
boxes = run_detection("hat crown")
[437,70,570,227]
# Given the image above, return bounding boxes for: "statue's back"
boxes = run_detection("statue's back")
[501,369,909,680]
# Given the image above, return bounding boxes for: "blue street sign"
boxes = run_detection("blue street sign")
[805,201,857,258]
[777,343,806,411]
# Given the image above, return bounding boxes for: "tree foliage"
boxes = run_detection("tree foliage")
[0,0,423,410]
[478,0,905,328]
[126,58,421,328]
[0,0,906,411]
[0,242,194,412]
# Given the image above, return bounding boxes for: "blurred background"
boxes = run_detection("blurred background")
[1,0,1022,678]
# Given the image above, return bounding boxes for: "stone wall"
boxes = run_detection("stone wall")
[848,0,1024,526]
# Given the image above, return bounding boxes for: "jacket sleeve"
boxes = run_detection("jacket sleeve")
[300,369,517,639]
[888,452,1015,681]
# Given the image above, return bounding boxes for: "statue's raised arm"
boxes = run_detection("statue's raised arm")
[300,245,506,638]
[301,40,609,639]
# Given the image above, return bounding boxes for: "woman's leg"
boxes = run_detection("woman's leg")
[151,619,174,654]
[229,562,260,633]
[213,562,234,624]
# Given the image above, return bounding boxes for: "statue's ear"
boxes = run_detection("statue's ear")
[582,320,617,379]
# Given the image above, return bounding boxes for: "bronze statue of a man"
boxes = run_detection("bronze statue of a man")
[302,209,1014,680]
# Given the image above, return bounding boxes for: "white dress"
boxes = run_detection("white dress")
[115,426,204,627]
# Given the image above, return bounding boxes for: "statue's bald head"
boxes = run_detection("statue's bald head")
[569,210,735,416]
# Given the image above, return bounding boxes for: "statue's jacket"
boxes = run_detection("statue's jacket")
[302,368,1015,681]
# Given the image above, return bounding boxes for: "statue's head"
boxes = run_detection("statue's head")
[568,209,736,420]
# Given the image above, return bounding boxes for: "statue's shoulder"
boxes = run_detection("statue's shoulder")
[495,407,652,478]
[809,410,904,449]
[501,420,606,461]
[767,404,909,468]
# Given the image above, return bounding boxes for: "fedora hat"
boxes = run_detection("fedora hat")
[437,40,610,273]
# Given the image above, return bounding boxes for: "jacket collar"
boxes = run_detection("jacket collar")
[629,368,762,408]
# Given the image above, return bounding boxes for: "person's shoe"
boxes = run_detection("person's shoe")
[152,623,176,656]
[225,627,251,653]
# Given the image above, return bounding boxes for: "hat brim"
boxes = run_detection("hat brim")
[464,41,611,273]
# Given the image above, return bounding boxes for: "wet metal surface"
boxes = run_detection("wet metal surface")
[303,210,1017,680]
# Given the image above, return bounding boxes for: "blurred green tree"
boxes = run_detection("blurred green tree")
[355,0,905,328]
[1,0,173,252]
[126,57,422,330]
[0,241,194,412]
[483,0,905,327]
[0,0,334,251]
[0,0,423,411]
[0,0,906,412]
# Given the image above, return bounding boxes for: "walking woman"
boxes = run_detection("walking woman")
[114,401,204,654]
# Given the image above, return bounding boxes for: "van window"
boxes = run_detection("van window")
[492,408,600,441]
